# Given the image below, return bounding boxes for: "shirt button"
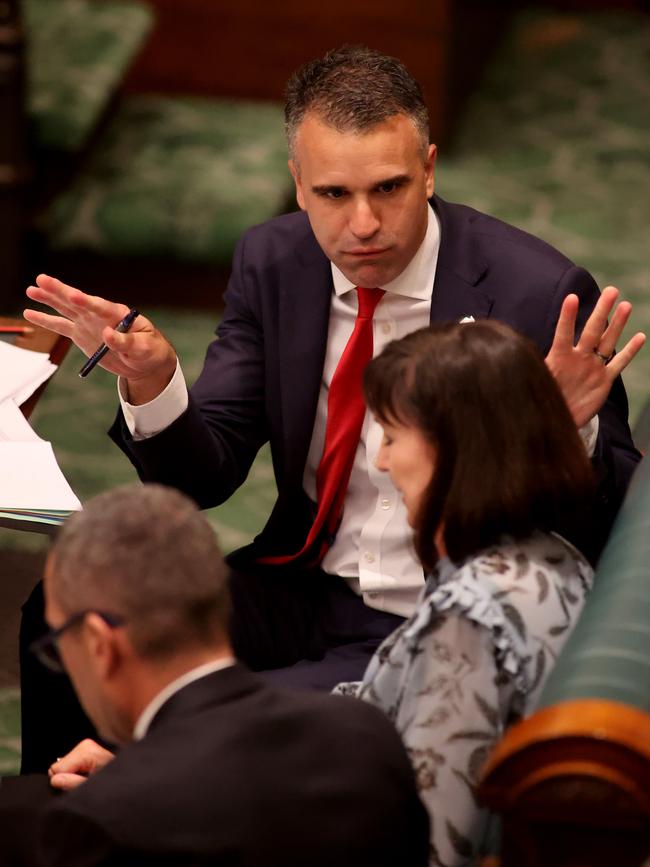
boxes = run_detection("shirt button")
[380,498,391,510]
[364,551,375,564]
[381,322,392,335]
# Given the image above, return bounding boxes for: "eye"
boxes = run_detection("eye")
[324,187,346,200]
[382,433,393,446]
[376,180,402,194]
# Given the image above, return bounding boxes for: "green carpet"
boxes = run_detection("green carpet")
[1,7,648,775]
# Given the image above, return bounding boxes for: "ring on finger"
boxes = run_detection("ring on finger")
[593,348,613,364]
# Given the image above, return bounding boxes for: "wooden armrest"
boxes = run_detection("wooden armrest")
[0,317,71,418]
[479,699,650,867]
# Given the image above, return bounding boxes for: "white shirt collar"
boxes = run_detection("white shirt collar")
[331,204,440,300]
[133,656,236,740]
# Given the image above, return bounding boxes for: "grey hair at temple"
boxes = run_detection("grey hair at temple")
[47,483,230,660]
[284,45,431,160]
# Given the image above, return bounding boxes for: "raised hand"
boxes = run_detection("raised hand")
[25,275,177,402]
[48,738,115,791]
[545,286,646,429]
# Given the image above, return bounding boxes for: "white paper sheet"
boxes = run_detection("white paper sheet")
[0,441,82,511]
[0,341,58,406]
[0,399,43,443]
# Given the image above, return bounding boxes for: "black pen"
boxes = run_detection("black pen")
[79,308,140,378]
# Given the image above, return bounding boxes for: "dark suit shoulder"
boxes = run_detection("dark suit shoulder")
[236,208,324,269]
[435,194,577,276]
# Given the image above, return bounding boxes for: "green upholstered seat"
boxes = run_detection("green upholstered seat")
[25,0,154,152]
[42,96,293,264]
[539,457,650,710]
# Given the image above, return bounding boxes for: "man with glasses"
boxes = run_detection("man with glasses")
[0,483,429,867]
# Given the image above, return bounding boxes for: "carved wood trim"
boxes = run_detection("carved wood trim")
[480,699,650,821]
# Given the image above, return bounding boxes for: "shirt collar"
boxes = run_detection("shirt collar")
[331,204,440,300]
[133,656,236,740]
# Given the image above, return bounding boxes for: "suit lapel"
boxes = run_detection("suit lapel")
[430,195,494,324]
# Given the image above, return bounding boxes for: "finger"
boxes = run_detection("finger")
[577,286,619,351]
[33,274,100,319]
[606,332,646,379]
[49,772,88,791]
[23,309,75,338]
[81,293,131,324]
[597,301,632,358]
[50,738,108,775]
[550,294,579,352]
[32,275,130,325]
[26,283,80,322]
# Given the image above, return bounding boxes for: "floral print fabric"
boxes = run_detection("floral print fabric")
[335,532,592,866]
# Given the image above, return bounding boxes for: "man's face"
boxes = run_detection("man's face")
[289,113,436,287]
[43,555,129,744]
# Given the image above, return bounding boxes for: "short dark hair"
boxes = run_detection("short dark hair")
[284,45,430,157]
[49,484,230,660]
[364,321,595,570]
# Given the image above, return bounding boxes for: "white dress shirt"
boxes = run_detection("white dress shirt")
[300,206,442,616]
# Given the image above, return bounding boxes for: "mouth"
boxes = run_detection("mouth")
[344,248,389,258]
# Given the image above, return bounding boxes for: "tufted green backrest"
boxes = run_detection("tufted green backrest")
[25,0,154,152]
[539,458,650,710]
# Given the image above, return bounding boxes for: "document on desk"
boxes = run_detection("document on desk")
[0,399,81,532]
[0,340,58,406]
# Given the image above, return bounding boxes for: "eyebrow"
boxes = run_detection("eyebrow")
[311,174,412,195]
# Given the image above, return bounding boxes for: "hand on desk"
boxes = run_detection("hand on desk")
[48,738,115,791]
[546,286,646,429]
[24,275,177,404]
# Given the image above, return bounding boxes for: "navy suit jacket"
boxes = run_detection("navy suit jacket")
[111,195,640,562]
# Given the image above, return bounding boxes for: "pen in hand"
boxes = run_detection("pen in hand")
[79,308,140,378]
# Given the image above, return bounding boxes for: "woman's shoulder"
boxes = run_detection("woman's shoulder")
[410,532,594,693]
[455,532,592,589]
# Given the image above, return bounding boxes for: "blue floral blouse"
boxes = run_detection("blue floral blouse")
[335,532,593,866]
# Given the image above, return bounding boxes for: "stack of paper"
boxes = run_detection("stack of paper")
[0,399,81,533]
[0,340,58,406]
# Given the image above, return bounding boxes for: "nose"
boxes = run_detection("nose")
[374,442,389,473]
[349,198,380,240]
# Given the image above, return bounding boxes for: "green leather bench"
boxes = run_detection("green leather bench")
[480,456,650,867]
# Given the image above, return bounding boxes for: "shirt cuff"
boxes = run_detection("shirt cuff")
[579,415,599,458]
[118,360,189,441]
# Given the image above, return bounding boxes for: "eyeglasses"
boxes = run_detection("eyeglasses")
[29,610,125,673]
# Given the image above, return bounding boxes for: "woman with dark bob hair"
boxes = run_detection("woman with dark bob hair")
[336,320,595,867]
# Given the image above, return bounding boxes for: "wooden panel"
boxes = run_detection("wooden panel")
[0,0,31,314]
[125,0,455,142]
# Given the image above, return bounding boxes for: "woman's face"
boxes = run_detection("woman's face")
[375,417,436,527]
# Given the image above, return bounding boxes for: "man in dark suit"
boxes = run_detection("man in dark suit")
[23,46,644,769]
[1,484,429,866]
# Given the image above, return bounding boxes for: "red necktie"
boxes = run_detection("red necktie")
[263,286,385,565]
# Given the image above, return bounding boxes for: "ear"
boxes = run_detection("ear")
[288,159,306,211]
[83,614,123,682]
[425,144,437,198]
